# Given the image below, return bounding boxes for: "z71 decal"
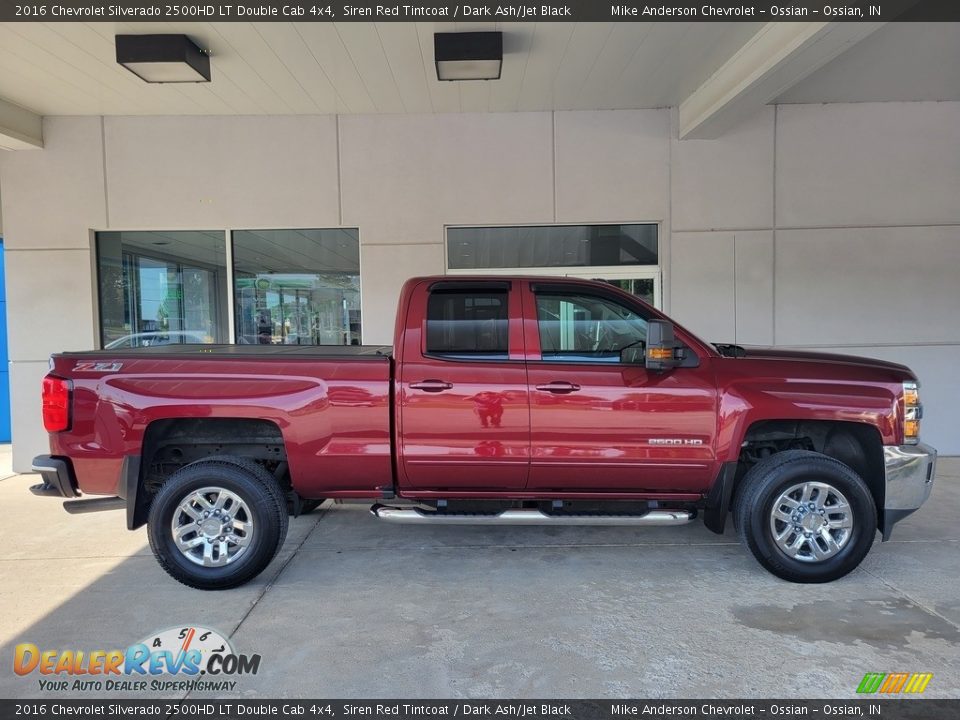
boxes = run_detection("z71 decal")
[74,361,123,373]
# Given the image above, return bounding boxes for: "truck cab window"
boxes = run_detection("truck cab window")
[536,292,647,363]
[426,290,509,360]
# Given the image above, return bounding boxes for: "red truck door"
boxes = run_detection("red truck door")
[521,280,718,493]
[396,280,530,490]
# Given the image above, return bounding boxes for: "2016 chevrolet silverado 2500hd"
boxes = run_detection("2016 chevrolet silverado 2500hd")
[32,276,936,589]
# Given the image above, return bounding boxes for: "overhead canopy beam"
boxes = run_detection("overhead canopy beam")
[0,98,42,150]
[679,22,883,140]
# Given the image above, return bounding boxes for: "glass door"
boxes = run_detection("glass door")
[562,271,660,308]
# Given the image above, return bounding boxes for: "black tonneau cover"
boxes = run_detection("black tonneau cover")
[57,344,393,360]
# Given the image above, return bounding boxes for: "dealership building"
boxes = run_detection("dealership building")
[0,20,958,472]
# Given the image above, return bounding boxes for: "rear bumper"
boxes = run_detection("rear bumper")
[881,443,937,540]
[30,455,79,498]
[31,454,143,530]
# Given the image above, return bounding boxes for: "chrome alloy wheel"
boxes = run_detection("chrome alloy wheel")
[171,486,254,567]
[769,481,853,563]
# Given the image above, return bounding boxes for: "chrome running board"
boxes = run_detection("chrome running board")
[370,504,692,526]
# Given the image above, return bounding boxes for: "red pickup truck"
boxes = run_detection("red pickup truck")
[32,276,935,590]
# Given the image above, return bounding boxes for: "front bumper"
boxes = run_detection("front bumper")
[881,442,937,540]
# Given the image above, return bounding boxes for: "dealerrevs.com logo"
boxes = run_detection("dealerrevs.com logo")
[14,625,261,693]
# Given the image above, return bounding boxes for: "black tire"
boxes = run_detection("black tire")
[734,450,877,583]
[209,457,320,517]
[187,454,294,534]
[195,455,293,522]
[147,458,288,590]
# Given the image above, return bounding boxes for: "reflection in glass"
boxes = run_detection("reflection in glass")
[426,290,509,360]
[603,278,655,307]
[96,231,227,348]
[232,229,361,346]
[447,224,658,270]
[536,292,648,364]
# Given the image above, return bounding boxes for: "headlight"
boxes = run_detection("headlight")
[902,381,922,444]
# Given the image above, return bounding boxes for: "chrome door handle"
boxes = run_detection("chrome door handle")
[409,380,454,392]
[535,381,581,394]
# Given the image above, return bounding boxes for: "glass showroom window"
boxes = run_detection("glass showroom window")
[96,231,228,348]
[232,229,361,346]
[446,223,660,307]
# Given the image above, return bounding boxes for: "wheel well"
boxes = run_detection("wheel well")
[132,418,289,528]
[738,420,885,521]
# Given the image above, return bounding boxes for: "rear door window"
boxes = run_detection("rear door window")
[426,290,509,360]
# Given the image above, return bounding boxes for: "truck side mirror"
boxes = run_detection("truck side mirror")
[645,320,681,372]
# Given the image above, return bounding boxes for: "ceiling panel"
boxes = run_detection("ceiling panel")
[613,23,693,109]
[334,23,406,113]
[1,21,947,119]
[487,22,535,113]
[213,23,318,113]
[0,42,103,115]
[571,22,653,111]
[295,23,377,114]
[374,23,432,114]
[777,22,960,104]
[551,22,615,110]
[0,23,151,114]
[202,23,298,113]
[516,22,576,112]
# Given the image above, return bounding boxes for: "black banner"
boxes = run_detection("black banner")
[0,700,959,720]
[2,0,960,22]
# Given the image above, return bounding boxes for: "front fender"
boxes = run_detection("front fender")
[717,378,899,462]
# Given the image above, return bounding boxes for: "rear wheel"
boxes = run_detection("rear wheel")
[734,450,876,583]
[148,458,288,590]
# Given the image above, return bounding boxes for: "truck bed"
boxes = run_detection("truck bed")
[49,345,394,499]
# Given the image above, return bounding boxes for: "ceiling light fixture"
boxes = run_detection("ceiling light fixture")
[434,32,503,81]
[116,34,211,83]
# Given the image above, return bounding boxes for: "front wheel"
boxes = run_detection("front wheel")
[734,450,877,583]
[147,459,288,590]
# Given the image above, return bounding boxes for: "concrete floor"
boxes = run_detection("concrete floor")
[0,459,957,699]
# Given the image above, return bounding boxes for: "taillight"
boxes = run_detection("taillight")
[902,381,921,445]
[42,375,72,433]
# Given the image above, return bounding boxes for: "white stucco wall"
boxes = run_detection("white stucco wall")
[668,102,960,458]
[0,101,957,470]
